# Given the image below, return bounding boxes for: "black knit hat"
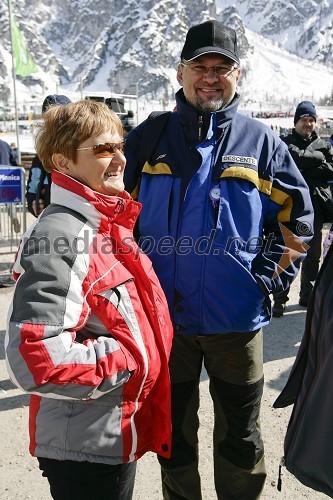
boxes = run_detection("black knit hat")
[294,101,317,125]
[181,20,240,65]
[42,94,71,114]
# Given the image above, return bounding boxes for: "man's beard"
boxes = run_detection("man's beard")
[194,96,231,112]
[299,129,312,139]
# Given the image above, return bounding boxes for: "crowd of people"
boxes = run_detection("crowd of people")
[2,19,333,500]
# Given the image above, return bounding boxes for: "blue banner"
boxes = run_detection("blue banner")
[0,167,23,202]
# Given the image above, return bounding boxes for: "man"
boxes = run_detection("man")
[272,101,333,317]
[10,142,19,165]
[122,110,136,138]
[0,137,18,166]
[26,94,71,216]
[124,20,313,500]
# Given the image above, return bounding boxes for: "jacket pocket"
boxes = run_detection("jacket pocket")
[89,262,134,295]
[203,249,268,332]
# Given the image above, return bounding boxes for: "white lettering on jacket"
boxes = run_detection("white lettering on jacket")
[222,155,258,166]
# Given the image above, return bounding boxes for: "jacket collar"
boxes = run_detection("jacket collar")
[175,88,240,143]
[50,170,141,230]
[292,128,318,144]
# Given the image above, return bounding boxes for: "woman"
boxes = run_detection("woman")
[5,100,173,500]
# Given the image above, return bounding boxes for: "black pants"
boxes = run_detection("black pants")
[38,457,137,500]
[158,331,266,500]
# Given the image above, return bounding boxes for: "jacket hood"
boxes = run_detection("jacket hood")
[51,170,141,231]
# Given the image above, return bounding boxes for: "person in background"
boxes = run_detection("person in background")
[124,19,313,500]
[123,122,135,138]
[273,243,333,497]
[26,94,71,216]
[5,100,173,500]
[10,142,19,165]
[0,137,18,166]
[272,101,333,317]
[330,133,333,146]
[122,110,136,138]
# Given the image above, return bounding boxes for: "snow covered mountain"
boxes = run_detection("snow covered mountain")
[0,0,333,114]
[217,0,333,62]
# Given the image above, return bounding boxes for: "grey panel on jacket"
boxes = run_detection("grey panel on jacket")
[35,395,124,461]
[12,204,86,324]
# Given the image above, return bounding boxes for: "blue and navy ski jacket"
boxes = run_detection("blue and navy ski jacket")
[124,89,313,335]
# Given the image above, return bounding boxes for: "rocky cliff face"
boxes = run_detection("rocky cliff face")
[217,0,333,60]
[0,0,332,108]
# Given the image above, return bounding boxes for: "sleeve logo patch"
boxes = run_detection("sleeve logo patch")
[222,155,258,167]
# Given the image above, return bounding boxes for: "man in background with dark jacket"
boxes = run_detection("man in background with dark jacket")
[273,101,333,317]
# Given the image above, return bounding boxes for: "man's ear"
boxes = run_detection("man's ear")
[52,153,70,172]
[177,64,184,86]
[234,67,241,85]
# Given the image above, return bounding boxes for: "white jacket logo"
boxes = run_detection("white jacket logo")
[222,155,258,166]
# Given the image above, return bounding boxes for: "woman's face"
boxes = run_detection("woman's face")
[64,132,125,196]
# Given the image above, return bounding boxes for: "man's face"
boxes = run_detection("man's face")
[177,54,240,112]
[294,116,316,138]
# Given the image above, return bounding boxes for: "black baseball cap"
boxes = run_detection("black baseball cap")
[181,20,240,65]
[42,94,71,114]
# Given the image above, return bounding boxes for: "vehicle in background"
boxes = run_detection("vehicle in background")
[83,92,138,129]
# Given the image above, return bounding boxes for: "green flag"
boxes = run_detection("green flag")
[10,10,39,77]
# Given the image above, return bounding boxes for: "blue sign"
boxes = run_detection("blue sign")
[0,167,23,202]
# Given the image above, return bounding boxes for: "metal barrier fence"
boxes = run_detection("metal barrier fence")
[0,167,27,286]
[0,201,27,286]
[0,201,26,254]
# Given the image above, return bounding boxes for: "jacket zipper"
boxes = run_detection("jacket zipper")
[198,115,203,141]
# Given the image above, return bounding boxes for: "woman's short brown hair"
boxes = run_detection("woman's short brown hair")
[35,100,123,172]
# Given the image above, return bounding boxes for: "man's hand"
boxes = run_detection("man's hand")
[288,144,302,163]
